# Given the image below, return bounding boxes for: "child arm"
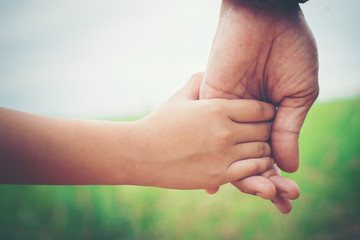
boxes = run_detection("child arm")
[0,74,275,188]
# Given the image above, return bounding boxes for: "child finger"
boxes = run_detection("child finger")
[232,122,272,143]
[172,72,204,100]
[224,99,275,122]
[226,157,273,183]
[231,142,272,160]
[204,187,220,194]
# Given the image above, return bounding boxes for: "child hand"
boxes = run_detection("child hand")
[129,73,276,190]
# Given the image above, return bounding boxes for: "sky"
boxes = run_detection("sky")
[0,0,359,119]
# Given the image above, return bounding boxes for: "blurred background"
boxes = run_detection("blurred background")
[0,0,359,239]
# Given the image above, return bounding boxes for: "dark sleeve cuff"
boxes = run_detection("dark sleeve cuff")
[256,0,308,3]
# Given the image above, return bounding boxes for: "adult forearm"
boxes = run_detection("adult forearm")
[0,107,140,185]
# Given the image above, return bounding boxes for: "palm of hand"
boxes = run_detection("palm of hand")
[200,2,318,213]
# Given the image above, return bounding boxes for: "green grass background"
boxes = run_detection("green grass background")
[1,98,359,240]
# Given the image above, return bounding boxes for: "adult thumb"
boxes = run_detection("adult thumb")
[271,96,317,173]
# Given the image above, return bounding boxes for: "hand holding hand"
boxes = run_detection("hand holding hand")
[134,73,276,190]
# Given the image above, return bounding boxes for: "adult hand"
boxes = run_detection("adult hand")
[200,0,318,213]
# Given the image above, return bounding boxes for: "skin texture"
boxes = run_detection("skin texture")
[200,0,317,213]
[136,73,276,189]
[0,74,275,190]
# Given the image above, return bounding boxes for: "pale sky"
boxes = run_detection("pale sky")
[0,0,359,118]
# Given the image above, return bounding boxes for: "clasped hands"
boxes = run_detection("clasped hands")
[195,0,318,213]
[0,0,319,215]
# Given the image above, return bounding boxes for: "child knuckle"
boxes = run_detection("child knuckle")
[208,99,225,115]
[217,129,233,144]
[257,142,270,156]
[261,124,271,141]
[208,169,223,182]
[253,101,265,116]
[247,160,260,176]
[257,143,265,155]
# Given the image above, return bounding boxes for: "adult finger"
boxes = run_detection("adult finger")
[232,175,276,199]
[271,96,317,172]
[271,194,293,214]
[226,157,273,183]
[262,167,299,213]
[232,171,296,213]
[268,175,300,200]
[263,166,300,200]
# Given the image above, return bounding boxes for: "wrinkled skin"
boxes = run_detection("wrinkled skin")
[200,0,319,213]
